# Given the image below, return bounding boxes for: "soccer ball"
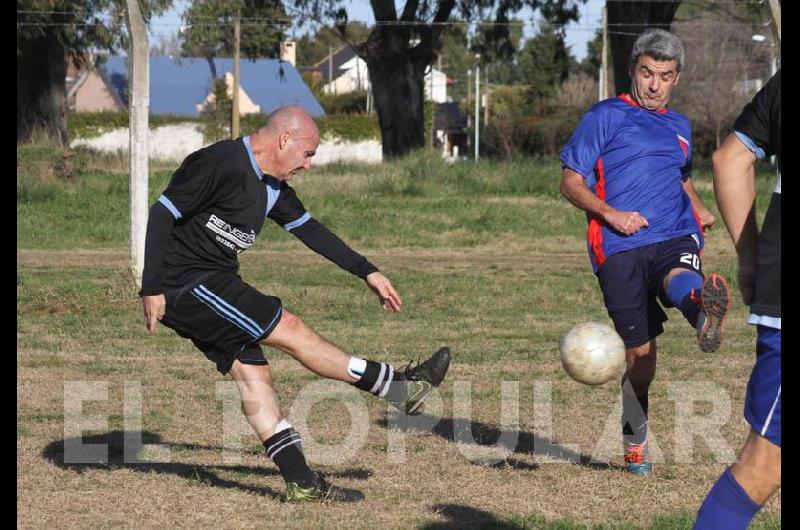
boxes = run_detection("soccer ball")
[559,321,626,385]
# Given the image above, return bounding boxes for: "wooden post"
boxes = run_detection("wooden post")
[231,14,241,139]
[768,0,781,44]
[123,0,149,288]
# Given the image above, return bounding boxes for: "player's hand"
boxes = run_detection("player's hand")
[604,210,649,236]
[697,207,716,231]
[365,272,403,313]
[142,294,166,336]
[737,259,756,305]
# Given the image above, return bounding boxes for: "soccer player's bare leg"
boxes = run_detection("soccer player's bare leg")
[731,429,781,505]
[229,360,282,442]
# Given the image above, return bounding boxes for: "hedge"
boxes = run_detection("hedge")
[69,110,381,143]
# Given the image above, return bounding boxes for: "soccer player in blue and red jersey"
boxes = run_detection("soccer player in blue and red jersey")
[559,29,731,475]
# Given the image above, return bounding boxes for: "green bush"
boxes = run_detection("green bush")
[480,107,583,158]
[318,91,369,114]
[67,111,201,140]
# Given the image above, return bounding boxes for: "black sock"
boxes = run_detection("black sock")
[351,360,408,406]
[264,427,316,488]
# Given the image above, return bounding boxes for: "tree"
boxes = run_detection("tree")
[17,0,172,144]
[517,23,575,109]
[180,0,287,79]
[292,0,587,158]
[670,12,771,152]
[577,28,602,80]
[295,22,371,66]
[470,19,525,85]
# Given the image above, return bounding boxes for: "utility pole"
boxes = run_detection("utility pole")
[474,56,480,162]
[466,69,471,125]
[123,0,149,288]
[483,64,489,125]
[600,5,608,100]
[328,47,335,95]
[430,64,435,150]
[768,0,781,44]
[231,12,241,139]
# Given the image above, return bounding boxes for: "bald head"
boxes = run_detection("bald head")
[261,106,319,139]
[250,106,320,181]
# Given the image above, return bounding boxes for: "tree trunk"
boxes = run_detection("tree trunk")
[17,32,68,144]
[367,55,426,158]
[607,1,681,96]
[206,56,218,79]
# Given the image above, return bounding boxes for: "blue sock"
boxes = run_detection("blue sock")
[694,468,762,530]
[665,272,703,325]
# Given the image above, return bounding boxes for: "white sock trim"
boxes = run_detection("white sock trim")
[378,365,395,398]
[347,357,368,380]
[370,363,387,394]
[273,419,292,436]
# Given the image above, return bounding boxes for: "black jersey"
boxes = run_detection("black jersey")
[140,136,377,295]
[154,138,307,289]
[733,70,780,326]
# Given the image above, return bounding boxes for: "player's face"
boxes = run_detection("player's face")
[629,55,681,111]
[278,131,319,181]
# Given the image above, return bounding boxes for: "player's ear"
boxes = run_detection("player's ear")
[674,71,681,87]
[279,132,290,150]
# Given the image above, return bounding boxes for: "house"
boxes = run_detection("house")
[434,102,468,159]
[195,71,262,115]
[66,56,126,112]
[314,46,449,103]
[102,56,325,117]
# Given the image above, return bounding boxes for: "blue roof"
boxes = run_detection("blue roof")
[103,56,325,117]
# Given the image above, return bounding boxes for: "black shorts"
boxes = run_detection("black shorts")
[596,235,703,348]
[161,273,283,375]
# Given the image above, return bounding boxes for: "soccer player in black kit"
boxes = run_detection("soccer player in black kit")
[140,106,451,502]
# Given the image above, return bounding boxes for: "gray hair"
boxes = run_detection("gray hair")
[630,29,685,71]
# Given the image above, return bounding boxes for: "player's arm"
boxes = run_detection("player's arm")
[711,132,759,303]
[140,201,176,335]
[560,168,649,236]
[290,220,402,312]
[681,177,715,230]
[269,184,402,312]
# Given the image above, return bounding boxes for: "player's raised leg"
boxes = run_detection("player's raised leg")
[662,267,731,353]
[262,308,451,415]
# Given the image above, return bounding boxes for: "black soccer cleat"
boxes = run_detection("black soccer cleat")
[396,347,451,415]
[284,473,365,503]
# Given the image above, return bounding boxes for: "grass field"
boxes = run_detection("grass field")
[18,142,781,528]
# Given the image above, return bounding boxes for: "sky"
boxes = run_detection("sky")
[149,0,605,62]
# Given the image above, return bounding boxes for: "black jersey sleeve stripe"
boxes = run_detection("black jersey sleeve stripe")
[282,212,311,231]
[158,194,182,219]
[290,218,379,279]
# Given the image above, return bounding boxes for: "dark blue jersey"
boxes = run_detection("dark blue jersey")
[560,94,703,273]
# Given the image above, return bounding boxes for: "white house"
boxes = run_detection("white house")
[317,46,448,103]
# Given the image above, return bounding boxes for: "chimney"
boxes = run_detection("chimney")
[280,41,296,67]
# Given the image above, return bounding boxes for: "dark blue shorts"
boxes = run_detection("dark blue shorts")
[744,326,781,447]
[162,273,283,375]
[596,235,703,348]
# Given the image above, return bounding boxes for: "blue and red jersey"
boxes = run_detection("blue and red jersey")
[560,94,704,273]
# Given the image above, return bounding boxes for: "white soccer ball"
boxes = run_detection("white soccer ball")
[559,321,626,385]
